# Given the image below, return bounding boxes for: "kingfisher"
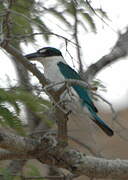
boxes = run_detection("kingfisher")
[25,47,113,136]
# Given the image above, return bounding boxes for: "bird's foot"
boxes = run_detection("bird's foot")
[66,110,72,116]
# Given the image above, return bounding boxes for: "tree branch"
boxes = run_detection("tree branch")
[0,130,128,179]
[73,7,83,73]
[93,92,117,121]
[2,0,14,45]
[84,28,128,81]
[29,133,128,180]
[0,149,29,160]
[0,128,38,153]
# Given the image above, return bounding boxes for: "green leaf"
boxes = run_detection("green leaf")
[13,89,51,113]
[12,0,34,15]
[0,87,53,129]
[66,2,76,16]
[11,13,33,35]
[27,164,45,179]
[92,79,106,92]
[0,105,25,135]
[9,89,53,127]
[48,8,72,28]
[95,8,109,19]
[0,89,20,114]
[78,21,88,32]
[33,17,50,41]
[0,3,5,10]
[1,169,14,180]
[81,12,96,32]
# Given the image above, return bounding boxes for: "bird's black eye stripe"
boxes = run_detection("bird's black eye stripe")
[38,49,52,56]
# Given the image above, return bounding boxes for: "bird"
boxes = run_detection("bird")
[25,47,114,137]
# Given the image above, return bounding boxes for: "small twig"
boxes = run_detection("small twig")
[93,92,117,121]
[44,87,67,114]
[11,32,79,47]
[43,79,91,91]
[85,0,117,33]
[2,0,14,45]
[93,93,128,142]
[73,5,83,73]
[66,48,76,69]
[69,136,102,157]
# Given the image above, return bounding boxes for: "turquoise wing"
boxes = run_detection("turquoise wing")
[57,62,98,112]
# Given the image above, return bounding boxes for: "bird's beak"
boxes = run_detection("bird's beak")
[25,52,41,60]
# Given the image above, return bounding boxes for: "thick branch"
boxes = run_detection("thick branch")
[33,134,128,180]
[0,150,31,160]
[84,28,128,81]
[62,151,128,179]
[0,130,128,179]
[0,149,29,160]
[0,129,38,153]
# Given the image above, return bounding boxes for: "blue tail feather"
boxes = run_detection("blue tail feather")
[89,108,113,136]
[73,85,98,112]
[57,62,114,136]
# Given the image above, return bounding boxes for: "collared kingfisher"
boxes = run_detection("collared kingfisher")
[25,47,113,137]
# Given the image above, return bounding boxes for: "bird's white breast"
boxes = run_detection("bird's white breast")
[40,56,66,90]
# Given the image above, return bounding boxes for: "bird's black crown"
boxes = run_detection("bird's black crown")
[38,47,62,57]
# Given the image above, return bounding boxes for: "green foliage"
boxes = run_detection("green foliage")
[27,164,45,180]
[12,0,35,14]
[13,89,53,128]
[1,169,14,180]
[0,88,52,134]
[11,13,33,35]
[80,12,96,32]
[0,89,24,134]
[65,1,76,16]
[95,8,109,19]
[0,89,20,114]
[0,3,4,10]
[13,88,51,115]
[0,0,50,44]
[0,0,107,45]
[92,79,106,92]
[0,104,23,133]
[0,168,21,180]
[33,17,50,41]
[48,8,72,28]
[55,0,98,32]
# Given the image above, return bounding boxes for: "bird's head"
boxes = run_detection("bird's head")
[25,47,62,63]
